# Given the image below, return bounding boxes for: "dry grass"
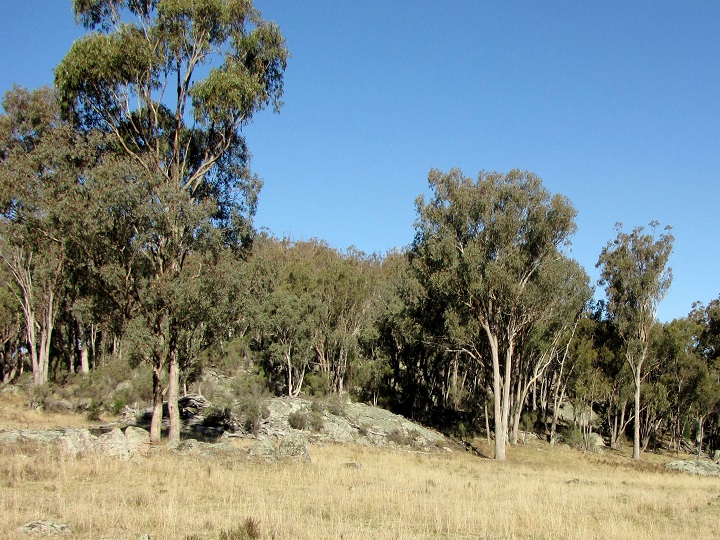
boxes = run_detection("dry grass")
[0,389,105,430]
[1,394,719,540]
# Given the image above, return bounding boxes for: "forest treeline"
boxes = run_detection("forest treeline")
[0,1,718,461]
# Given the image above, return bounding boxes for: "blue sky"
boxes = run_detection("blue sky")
[1,1,718,322]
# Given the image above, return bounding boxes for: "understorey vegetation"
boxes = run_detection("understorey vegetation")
[0,1,718,463]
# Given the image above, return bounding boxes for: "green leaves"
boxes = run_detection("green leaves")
[597,223,674,342]
[412,168,577,331]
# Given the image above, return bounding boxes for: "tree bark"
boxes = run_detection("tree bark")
[150,365,164,443]
[488,329,505,460]
[167,349,181,443]
[632,364,641,460]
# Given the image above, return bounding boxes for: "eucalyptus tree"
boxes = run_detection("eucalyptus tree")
[55,0,288,442]
[249,239,323,397]
[0,86,92,385]
[688,298,720,452]
[509,255,592,444]
[597,222,673,459]
[284,242,383,397]
[411,168,577,460]
[0,267,23,382]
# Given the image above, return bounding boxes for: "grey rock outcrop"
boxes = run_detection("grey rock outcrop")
[666,459,720,477]
[0,426,150,460]
[169,438,242,458]
[249,432,310,462]
[17,520,71,535]
[586,432,604,453]
[258,397,447,451]
[57,428,97,457]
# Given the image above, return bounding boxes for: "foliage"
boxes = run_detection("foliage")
[288,409,324,432]
[54,0,288,443]
[218,518,261,540]
[597,221,673,459]
[410,168,577,460]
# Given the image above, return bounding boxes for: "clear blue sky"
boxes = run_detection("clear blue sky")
[1,1,718,322]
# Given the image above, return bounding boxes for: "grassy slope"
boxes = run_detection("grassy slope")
[1,391,718,540]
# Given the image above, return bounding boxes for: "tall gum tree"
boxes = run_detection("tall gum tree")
[0,87,92,385]
[597,222,673,460]
[55,0,288,442]
[411,168,577,460]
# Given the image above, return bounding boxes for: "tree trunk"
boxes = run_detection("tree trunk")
[633,366,641,460]
[510,375,524,445]
[484,394,491,446]
[150,365,164,443]
[78,321,89,374]
[286,346,293,398]
[488,330,505,460]
[167,350,181,443]
[501,343,514,452]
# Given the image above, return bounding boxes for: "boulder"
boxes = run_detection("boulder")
[58,428,97,457]
[169,438,240,458]
[249,432,310,463]
[17,520,72,535]
[6,429,65,444]
[666,459,720,477]
[97,428,131,459]
[123,426,151,456]
[586,432,604,453]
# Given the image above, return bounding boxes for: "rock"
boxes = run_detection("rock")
[123,426,150,456]
[17,520,72,535]
[0,429,65,444]
[178,394,210,417]
[58,428,97,457]
[43,398,75,414]
[586,432,604,453]
[666,459,720,477]
[96,427,138,460]
[249,432,310,463]
[119,405,140,425]
[1,427,149,460]
[169,438,241,458]
[564,478,581,484]
[0,429,21,443]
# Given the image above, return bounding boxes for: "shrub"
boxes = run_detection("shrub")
[85,400,102,421]
[29,384,51,410]
[219,518,261,540]
[288,409,324,432]
[303,371,332,396]
[203,405,235,431]
[388,428,420,447]
[323,395,346,417]
[236,397,270,436]
[106,397,126,416]
[559,426,584,448]
[288,410,308,430]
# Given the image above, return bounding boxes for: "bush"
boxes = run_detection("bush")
[323,395,346,417]
[219,518,261,540]
[29,384,51,410]
[106,397,126,416]
[559,426,584,448]
[303,371,332,396]
[236,397,270,436]
[388,428,420,447]
[288,409,324,432]
[203,405,235,431]
[85,399,102,421]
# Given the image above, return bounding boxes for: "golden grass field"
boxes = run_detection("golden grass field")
[1,390,719,540]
